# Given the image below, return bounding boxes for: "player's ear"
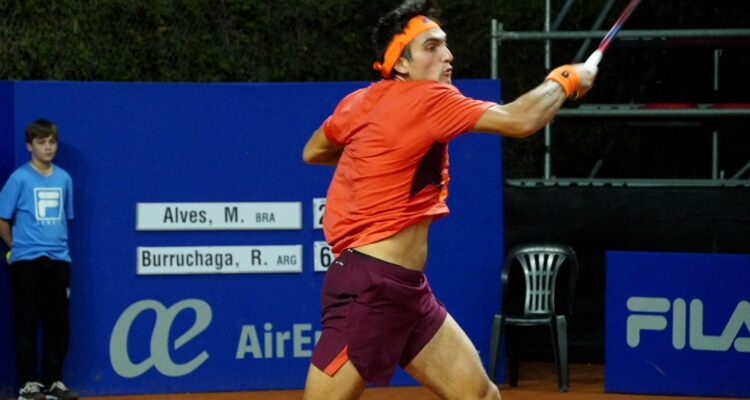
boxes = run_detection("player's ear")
[393,57,410,76]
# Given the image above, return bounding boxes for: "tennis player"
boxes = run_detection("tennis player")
[302,1,596,399]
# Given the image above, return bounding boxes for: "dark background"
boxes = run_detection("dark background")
[504,184,750,362]
[2,0,748,179]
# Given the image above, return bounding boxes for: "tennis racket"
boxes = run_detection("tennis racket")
[585,0,642,70]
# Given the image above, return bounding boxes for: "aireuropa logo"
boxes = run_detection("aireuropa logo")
[626,296,750,352]
[34,187,63,222]
[110,299,212,378]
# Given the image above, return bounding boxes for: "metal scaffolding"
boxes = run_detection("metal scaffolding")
[490,28,750,44]
[490,2,750,183]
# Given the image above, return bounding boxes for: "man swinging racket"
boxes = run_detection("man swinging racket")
[302,1,597,399]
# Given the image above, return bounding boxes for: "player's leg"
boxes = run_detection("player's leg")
[304,249,370,400]
[303,361,366,400]
[404,314,501,400]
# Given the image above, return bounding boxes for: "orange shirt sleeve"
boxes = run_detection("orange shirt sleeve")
[322,88,368,145]
[420,83,496,143]
[322,114,341,145]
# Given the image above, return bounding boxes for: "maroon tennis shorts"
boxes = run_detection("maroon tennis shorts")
[310,248,448,385]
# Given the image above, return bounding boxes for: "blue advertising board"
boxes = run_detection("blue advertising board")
[606,251,750,397]
[0,81,15,396]
[0,80,503,396]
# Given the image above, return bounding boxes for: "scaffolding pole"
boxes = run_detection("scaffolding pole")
[544,0,552,179]
[556,106,750,117]
[491,28,750,41]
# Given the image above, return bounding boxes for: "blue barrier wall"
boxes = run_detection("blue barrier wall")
[0,81,16,396]
[0,80,502,396]
[606,251,750,397]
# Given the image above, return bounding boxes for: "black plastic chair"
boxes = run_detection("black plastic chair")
[488,244,578,392]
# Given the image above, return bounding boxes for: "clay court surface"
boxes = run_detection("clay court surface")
[82,363,742,400]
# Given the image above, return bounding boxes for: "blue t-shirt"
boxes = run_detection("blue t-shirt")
[0,163,74,263]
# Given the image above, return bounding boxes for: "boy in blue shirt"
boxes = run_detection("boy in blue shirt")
[0,120,79,400]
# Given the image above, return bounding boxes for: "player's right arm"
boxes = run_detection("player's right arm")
[302,126,344,166]
[472,63,596,138]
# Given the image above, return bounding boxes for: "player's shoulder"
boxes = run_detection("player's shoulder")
[413,80,458,90]
[371,79,454,92]
[334,86,369,112]
[341,86,368,101]
[398,80,460,98]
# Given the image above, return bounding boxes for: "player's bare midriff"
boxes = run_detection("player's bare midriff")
[353,217,432,272]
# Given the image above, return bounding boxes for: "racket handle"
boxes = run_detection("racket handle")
[571,49,601,99]
[585,49,603,70]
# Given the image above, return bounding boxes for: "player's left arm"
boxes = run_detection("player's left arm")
[302,126,343,166]
[472,63,596,138]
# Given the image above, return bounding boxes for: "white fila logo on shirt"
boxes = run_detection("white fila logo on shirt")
[34,188,63,221]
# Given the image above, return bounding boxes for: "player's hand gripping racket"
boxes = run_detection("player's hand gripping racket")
[584,0,642,70]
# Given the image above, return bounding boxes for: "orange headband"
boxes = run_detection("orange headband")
[373,15,440,78]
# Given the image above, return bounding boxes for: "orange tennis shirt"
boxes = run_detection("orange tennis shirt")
[322,80,495,255]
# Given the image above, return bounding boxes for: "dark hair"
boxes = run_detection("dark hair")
[25,119,58,144]
[371,0,441,77]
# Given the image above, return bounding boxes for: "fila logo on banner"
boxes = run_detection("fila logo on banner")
[626,296,750,352]
[110,299,213,378]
